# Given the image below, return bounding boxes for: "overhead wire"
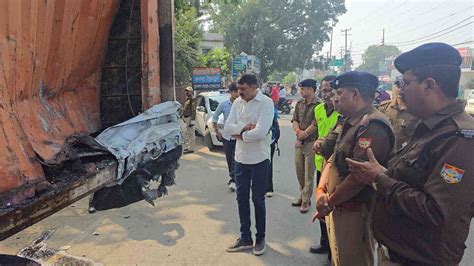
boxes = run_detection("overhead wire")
[350,3,472,50]
[388,15,474,45]
[387,5,474,40]
[387,21,474,47]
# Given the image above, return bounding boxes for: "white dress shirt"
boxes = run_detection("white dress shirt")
[225,91,274,164]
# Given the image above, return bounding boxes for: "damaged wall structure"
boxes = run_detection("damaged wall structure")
[0,0,176,237]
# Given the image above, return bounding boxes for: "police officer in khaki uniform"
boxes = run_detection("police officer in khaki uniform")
[347,43,474,265]
[315,71,395,266]
[378,78,418,150]
[291,79,319,213]
[182,86,197,153]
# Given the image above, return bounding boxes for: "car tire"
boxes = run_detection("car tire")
[282,105,291,114]
[205,128,215,151]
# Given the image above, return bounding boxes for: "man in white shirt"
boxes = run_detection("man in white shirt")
[224,74,274,256]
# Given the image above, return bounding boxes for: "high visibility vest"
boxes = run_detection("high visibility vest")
[314,103,340,171]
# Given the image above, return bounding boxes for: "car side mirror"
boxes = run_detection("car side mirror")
[197,106,206,113]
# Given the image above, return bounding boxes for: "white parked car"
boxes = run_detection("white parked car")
[195,92,229,150]
[465,93,474,116]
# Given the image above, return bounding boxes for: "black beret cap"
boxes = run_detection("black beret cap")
[394,42,462,74]
[299,79,318,89]
[331,71,379,91]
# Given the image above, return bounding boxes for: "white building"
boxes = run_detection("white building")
[201,33,224,54]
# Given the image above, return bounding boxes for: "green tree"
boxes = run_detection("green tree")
[282,71,298,85]
[207,0,346,80]
[267,70,283,82]
[200,48,231,76]
[356,45,401,76]
[175,4,202,85]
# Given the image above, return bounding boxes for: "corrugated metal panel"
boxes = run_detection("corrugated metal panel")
[0,0,120,194]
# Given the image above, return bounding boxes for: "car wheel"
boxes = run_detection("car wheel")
[282,105,291,114]
[205,128,215,151]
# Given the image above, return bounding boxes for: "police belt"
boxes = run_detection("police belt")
[334,201,363,211]
[380,244,423,265]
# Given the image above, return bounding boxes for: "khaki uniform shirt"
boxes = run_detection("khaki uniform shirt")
[379,99,418,151]
[329,105,394,204]
[183,96,197,120]
[373,101,474,265]
[291,97,319,142]
[319,117,344,160]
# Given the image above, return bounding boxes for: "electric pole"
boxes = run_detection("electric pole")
[381,28,386,78]
[341,28,351,71]
[381,28,385,46]
[329,23,334,60]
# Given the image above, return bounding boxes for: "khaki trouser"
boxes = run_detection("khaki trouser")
[182,116,195,151]
[326,204,375,266]
[294,141,315,203]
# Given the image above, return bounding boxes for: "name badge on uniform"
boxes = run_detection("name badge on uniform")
[334,124,343,134]
[440,163,465,184]
[358,137,372,149]
[398,119,406,127]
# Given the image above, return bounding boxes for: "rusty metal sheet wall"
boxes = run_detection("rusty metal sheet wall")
[0,0,120,194]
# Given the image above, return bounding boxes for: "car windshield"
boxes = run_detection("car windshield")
[209,95,229,111]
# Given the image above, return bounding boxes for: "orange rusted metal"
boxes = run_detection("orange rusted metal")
[0,0,173,201]
[0,0,121,195]
[141,0,162,109]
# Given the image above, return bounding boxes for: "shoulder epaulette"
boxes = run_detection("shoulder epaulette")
[452,112,474,138]
[459,130,474,138]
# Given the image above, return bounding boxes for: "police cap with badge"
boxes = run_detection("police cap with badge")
[394,42,462,74]
[331,71,379,94]
[395,42,473,139]
[299,79,318,89]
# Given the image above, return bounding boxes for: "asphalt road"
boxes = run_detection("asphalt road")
[0,95,472,265]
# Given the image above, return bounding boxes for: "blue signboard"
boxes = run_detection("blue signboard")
[232,54,261,78]
[232,56,247,78]
[192,67,222,91]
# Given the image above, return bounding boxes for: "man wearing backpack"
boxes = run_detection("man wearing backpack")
[213,83,240,192]
[266,106,280,197]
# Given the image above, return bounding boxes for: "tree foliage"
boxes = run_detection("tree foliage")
[282,71,298,84]
[200,48,231,76]
[356,45,401,76]
[207,0,346,79]
[175,4,203,85]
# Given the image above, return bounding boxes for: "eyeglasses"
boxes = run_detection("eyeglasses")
[398,78,419,88]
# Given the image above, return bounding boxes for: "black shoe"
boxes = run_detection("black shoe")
[183,149,194,154]
[226,238,253,252]
[88,207,96,214]
[291,198,302,206]
[253,239,266,256]
[309,244,329,254]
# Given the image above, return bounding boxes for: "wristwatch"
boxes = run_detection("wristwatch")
[372,172,386,191]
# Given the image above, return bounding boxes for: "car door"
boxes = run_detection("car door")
[195,96,207,135]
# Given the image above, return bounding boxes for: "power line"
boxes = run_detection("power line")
[387,21,474,47]
[387,5,474,40]
[350,4,473,50]
[452,40,474,46]
[388,16,473,45]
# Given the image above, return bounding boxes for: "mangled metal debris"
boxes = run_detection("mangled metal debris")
[90,101,183,210]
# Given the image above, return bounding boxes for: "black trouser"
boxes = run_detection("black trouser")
[235,160,270,242]
[223,139,236,183]
[267,142,276,192]
[316,170,329,248]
